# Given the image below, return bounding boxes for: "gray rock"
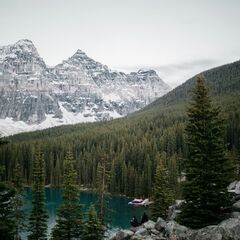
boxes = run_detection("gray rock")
[150,228,160,235]
[113,216,240,240]
[188,217,240,240]
[164,221,188,240]
[234,194,240,201]
[167,200,184,220]
[228,181,238,190]
[188,226,221,240]
[144,220,156,230]
[155,217,167,232]
[218,217,240,239]
[233,200,240,211]
[228,181,240,194]
[231,211,240,218]
[113,229,134,240]
[131,235,148,240]
[135,227,148,236]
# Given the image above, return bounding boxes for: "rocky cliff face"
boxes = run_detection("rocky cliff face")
[0,39,170,135]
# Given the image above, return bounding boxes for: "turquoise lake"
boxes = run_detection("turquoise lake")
[23,188,150,238]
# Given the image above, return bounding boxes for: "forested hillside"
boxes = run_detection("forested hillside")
[145,60,240,109]
[1,60,240,197]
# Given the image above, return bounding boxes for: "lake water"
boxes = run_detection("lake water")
[23,188,149,238]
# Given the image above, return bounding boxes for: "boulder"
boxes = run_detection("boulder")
[188,226,221,240]
[164,221,189,240]
[131,235,151,240]
[135,227,148,236]
[231,211,240,218]
[112,214,240,240]
[233,200,240,211]
[155,217,167,232]
[167,200,184,220]
[131,235,145,240]
[150,228,160,235]
[228,181,238,190]
[130,227,140,233]
[234,194,240,201]
[112,229,134,240]
[144,220,156,230]
[228,181,240,194]
[218,217,240,239]
[188,217,240,240]
[175,200,185,208]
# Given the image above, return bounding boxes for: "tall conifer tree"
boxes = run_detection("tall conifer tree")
[28,146,48,240]
[178,76,234,228]
[151,154,174,220]
[0,137,16,240]
[82,205,103,240]
[96,153,111,227]
[51,149,83,240]
[12,161,25,240]
[0,183,16,240]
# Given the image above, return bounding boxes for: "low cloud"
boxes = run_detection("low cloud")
[154,59,221,88]
[116,59,223,88]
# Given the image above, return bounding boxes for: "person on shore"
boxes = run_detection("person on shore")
[140,212,148,224]
[130,216,139,227]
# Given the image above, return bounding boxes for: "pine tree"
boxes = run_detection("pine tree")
[28,146,48,240]
[82,205,103,240]
[0,136,16,240]
[12,161,26,240]
[178,76,234,228]
[51,149,83,240]
[96,153,111,227]
[0,182,16,240]
[151,155,174,220]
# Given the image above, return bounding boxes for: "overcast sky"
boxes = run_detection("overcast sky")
[1,0,240,87]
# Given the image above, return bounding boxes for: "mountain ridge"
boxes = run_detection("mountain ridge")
[143,59,240,111]
[7,58,240,142]
[0,39,170,136]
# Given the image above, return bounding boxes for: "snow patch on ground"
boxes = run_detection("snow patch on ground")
[0,103,122,136]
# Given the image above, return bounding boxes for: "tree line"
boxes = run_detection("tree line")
[0,90,239,198]
[0,75,239,239]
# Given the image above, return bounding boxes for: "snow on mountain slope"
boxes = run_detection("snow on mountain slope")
[0,39,170,136]
[0,102,122,136]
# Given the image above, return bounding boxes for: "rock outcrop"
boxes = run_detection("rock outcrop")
[111,216,240,240]
[112,189,240,240]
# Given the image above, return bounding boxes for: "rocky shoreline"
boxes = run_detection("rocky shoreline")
[111,181,240,240]
[112,210,240,240]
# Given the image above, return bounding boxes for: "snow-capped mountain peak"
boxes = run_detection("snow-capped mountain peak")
[74,49,87,56]
[16,39,36,48]
[0,39,39,59]
[0,40,171,136]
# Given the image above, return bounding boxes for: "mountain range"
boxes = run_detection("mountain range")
[0,39,170,136]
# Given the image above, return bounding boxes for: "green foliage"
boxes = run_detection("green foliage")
[82,205,103,240]
[0,136,16,240]
[12,161,26,239]
[28,146,48,240]
[96,153,111,226]
[0,182,16,240]
[178,76,234,229]
[51,149,83,240]
[151,154,174,220]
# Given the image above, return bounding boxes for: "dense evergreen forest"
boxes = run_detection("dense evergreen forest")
[1,60,240,198]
